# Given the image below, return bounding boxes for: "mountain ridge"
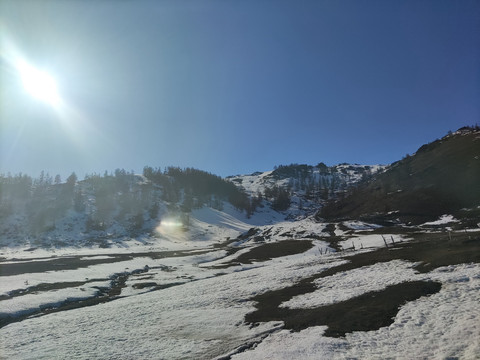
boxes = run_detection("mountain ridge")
[318,126,480,225]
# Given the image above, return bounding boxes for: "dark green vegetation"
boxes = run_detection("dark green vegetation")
[245,232,479,337]
[143,166,253,213]
[320,127,480,225]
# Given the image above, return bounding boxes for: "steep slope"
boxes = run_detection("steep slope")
[319,127,480,225]
[228,163,384,217]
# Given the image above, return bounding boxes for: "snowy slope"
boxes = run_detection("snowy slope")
[228,163,385,218]
[228,164,385,197]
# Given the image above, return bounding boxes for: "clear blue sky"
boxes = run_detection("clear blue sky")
[1,0,479,179]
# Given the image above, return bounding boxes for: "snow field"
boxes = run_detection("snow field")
[1,201,478,359]
[231,263,480,360]
[1,250,232,317]
[0,249,347,359]
[121,250,229,297]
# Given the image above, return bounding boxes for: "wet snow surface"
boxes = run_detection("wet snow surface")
[1,207,479,359]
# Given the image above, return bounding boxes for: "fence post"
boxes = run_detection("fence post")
[382,235,388,248]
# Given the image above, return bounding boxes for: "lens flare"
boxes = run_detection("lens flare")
[155,216,187,240]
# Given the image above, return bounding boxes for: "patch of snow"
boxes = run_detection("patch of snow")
[339,234,407,250]
[342,221,382,230]
[79,255,114,261]
[422,214,459,226]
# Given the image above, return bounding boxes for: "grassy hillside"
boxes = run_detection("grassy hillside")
[319,127,480,225]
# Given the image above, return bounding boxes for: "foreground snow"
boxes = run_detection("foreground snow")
[0,250,344,359]
[1,246,479,359]
[232,263,480,360]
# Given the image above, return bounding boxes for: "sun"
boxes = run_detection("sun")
[17,60,60,107]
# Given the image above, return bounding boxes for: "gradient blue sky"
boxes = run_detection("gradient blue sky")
[1,0,479,179]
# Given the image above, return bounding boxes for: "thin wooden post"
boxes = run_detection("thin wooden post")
[382,235,388,248]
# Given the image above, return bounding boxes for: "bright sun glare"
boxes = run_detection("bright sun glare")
[17,60,60,106]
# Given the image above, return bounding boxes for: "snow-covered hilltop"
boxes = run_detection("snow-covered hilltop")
[228,163,385,217]
[229,163,385,197]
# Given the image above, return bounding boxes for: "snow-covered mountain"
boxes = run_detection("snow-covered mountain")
[229,163,385,197]
[228,163,385,218]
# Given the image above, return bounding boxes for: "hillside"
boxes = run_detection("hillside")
[319,127,480,225]
[0,167,255,249]
[0,162,385,249]
[228,163,384,217]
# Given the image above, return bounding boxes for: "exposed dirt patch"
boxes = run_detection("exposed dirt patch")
[324,233,480,276]
[0,255,134,277]
[0,248,211,277]
[247,280,441,337]
[245,234,478,337]
[313,281,441,337]
[0,278,108,301]
[211,240,314,269]
[235,240,314,264]
[132,282,158,289]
